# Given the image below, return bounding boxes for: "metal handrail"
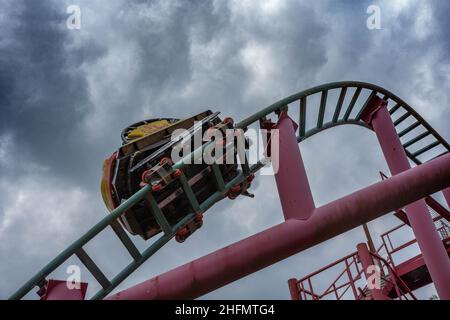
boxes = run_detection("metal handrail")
[370,252,417,300]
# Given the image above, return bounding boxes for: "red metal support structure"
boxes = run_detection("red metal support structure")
[287,278,301,300]
[345,259,359,299]
[273,111,315,220]
[40,280,88,300]
[356,243,388,300]
[289,213,448,300]
[360,96,450,299]
[443,188,450,209]
[107,153,450,300]
[292,251,362,300]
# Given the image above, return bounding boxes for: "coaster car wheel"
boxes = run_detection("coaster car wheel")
[175,227,190,243]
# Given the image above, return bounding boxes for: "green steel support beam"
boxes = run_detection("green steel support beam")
[178,171,201,212]
[394,112,411,126]
[412,141,440,158]
[333,87,347,123]
[110,221,142,262]
[403,131,432,149]
[317,90,327,129]
[76,248,111,289]
[212,164,226,191]
[146,193,173,236]
[299,96,307,138]
[238,148,251,174]
[398,121,420,138]
[343,87,362,120]
[389,103,402,115]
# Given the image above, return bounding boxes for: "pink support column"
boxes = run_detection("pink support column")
[356,243,389,300]
[287,278,301,300]
[41,280,87,300]
[272,111,315,220]
[443,188,450,210]
[361,96,450,299]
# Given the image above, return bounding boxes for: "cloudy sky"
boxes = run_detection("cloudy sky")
[1,0,449,300]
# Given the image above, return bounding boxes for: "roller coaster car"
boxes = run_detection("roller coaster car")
[101,110,250,242]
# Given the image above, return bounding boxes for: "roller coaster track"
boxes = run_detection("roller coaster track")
[8,81,450,300]
[236,81,450,165]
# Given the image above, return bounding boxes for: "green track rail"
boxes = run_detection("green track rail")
[9,81,449,300]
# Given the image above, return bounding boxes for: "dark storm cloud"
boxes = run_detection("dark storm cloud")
[0,0,103,182]
[74,0,330,163]
[0,0,332,299]
[73,0,250,151]
[1,0,449,300]
[428,1,450,62]
[120,0,242,117]
[154,0,330,122]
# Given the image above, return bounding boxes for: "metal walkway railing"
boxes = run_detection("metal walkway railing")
[289,207,450,300]
[289,248,417,300]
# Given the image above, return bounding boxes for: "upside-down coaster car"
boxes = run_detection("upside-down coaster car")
[101,110,254,243]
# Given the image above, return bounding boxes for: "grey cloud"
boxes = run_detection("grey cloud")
[431,1,450,63]
[0,0,104,184]
[0,0,448,300]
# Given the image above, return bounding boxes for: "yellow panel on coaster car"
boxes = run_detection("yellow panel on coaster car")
[101,110,250,242]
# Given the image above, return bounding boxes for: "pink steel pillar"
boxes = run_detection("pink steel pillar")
[443,188,450,210]
[41,280,87,300]
[356,243,389,300]
[287,278,301,300]
[361,96,450,299]
[272,111,315,220]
